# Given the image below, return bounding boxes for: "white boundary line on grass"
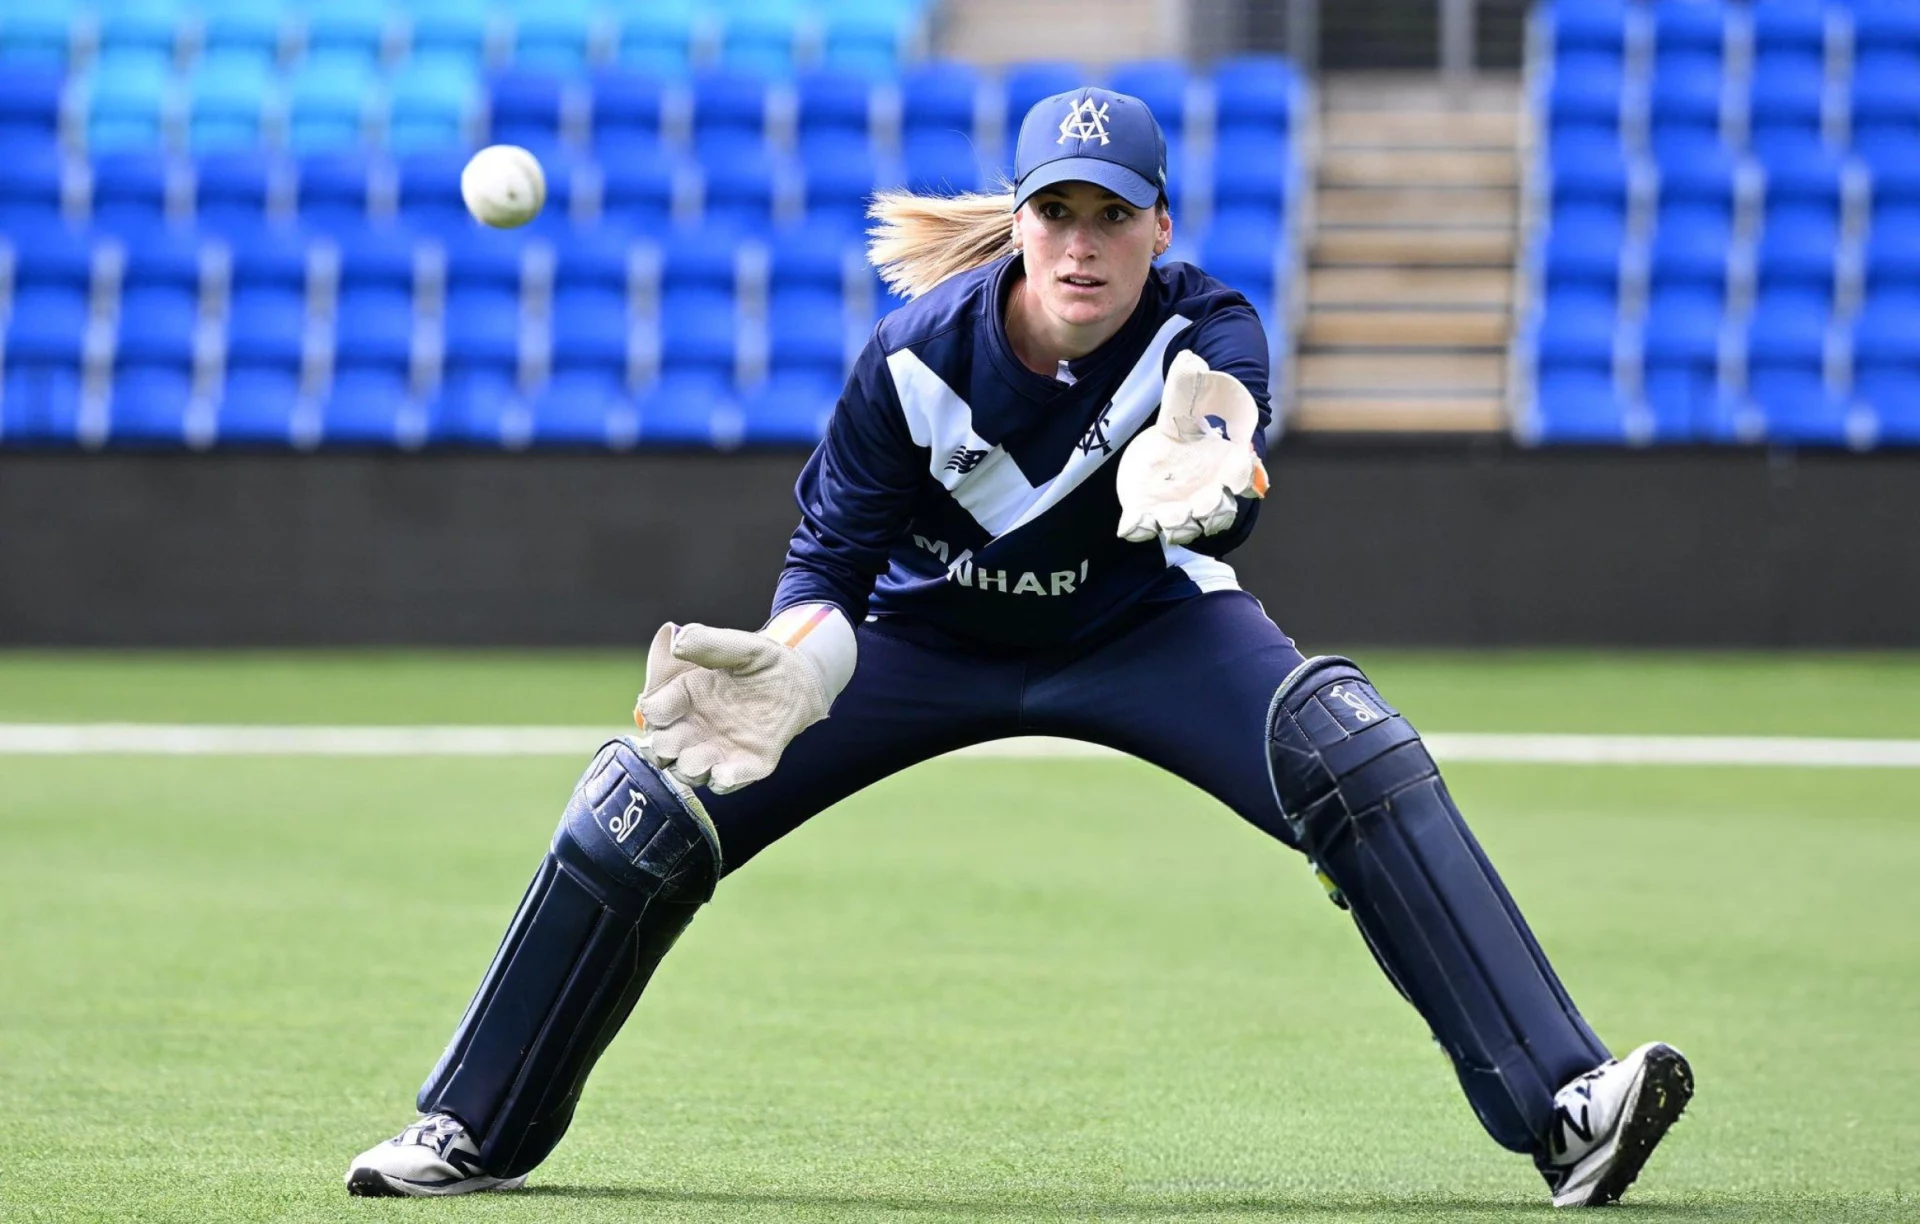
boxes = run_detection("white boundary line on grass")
[1,724,1919,767]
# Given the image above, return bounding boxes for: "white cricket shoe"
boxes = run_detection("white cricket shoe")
[344,1113,528,1197]
[1538,1042,1694,1208]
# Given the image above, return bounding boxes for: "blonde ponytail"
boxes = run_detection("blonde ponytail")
[866,183,1018,300]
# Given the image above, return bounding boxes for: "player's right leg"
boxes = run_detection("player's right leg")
[346,620,1024,1195]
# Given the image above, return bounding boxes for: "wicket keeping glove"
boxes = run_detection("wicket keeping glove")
[1114,349,1269,547]
[633,605,856,795]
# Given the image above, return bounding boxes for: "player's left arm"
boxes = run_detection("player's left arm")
[1114,303,1273,553]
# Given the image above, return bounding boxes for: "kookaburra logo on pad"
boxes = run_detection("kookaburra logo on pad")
[608,789,647,843]
[1058,98,1111,145]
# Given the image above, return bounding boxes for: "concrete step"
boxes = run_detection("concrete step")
[1297,350,1507,394]
[1304,308,1511,348]
[1312,226,1516,266]
[1307,266,1515,308]
[1321,109,1520,147]
[1319,148,1519,189]
[1289,394,1509,433]
[1315,186,1517,228]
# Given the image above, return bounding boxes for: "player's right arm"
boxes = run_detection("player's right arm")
[635,335,922,793]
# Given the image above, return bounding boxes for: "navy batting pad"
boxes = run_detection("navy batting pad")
[417,738,721,1178]
[1266,657,1610,1153]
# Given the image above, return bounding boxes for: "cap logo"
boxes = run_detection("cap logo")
[1056,98,1111,145]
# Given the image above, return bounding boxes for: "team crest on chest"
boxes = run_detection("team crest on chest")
[1076,402,1114,455]
[1057,98,1111,145]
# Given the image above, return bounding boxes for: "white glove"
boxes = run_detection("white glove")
[1114,349,1269,547]
[632,606,855,795]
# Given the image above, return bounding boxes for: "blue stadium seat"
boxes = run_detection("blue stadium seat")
[405,0,492,68]
[550,293,630,379]
[598,144,679,229]
[1531,370,1631,444]
[187,56,273,152]
[444,229,526,298]
[697,137,783,228]
[1754,135,1844,221]
[287,59,376,153]
[1648,55,1725,147]
[120,226,204,299]
[636,371,732,445]
[1210,55,1295,138]
[1210,134,1289,223]
[508,0,597,73]
[489,70,566,146]
[0,364,84,444]
[1109,60,1189,141]
[200,0,284,66]
[797,134,879,232]
[552,226,634,298]
[612,0,697,74]
[1539,206,1625,303]
[1541,0,1629,62]
[0,8,75,70]
[768,222,854,298]
[107,367,198,446]
[1851,62,1920,145]
[385,63,481,153]
[3,288,91,367]
[89,150,174,232]
[1756,207,1840,302]
[435,300,524,445]
[332,289,415,374]
[1543,53,1624,139]
[1854,368,1920,443]
[1648,207,1732,300]
[296,151,377,230]
[1653,134,1739,222]
[1863,219,1920,301]
[0,66,63,142]
[1747,59,1827,148]
[227,225,310,295]
[1733,368,1851,444]
[0,137,67,228]
[96,2,183,68]
[659,224,739,298]
[1003,61,1083,129]
[322,367,416,445]
[225,291,308,373]
[1853,0,1920,69]
[718,3,799,74]
[1639,289,1725,429]
[1852,292,1920,375]
[1199,216,1285,301]
[1547,133,1632,219]
[690,66,770,140]
[6,222,94,298]
[1751,0,1829,73]
[1531,294,1618,379]
[1744,291,1830,380]
[657,290,737,380]
[1860,133,1920,218]
[216,367,304,446]
[334,225,419,298]
[795,67,874,143]
[195,150,281,232]
[902,128,984,194]
[84,61,174,151]
[395,149,474,228]
[767,289,849,381]
[738,371,836,443]
[525,369,628,448]
[820,3,908,74]
[589,70,667,146]
[301,1,390,68]
[901,61,980,138]
[1652,0,1727,66]
[114,287,199,371]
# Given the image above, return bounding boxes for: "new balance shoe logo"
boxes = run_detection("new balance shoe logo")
[944,447,989,474]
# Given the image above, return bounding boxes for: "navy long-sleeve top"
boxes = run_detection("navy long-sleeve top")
[773,252,1273,648]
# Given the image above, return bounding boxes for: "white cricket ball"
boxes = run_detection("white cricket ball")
[460,144,547,229]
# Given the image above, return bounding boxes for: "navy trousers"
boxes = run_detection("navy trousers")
[703,591,1307,870]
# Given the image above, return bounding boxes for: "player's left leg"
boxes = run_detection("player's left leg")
[1025,591,1691,1207]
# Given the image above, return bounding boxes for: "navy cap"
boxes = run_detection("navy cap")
[1011,86,1167,212]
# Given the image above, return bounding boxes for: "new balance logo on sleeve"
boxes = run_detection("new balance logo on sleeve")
[944,447,989,474]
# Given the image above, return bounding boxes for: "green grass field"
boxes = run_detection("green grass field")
[2,652,1917,1222]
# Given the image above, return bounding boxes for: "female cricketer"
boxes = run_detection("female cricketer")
[347,87,1692,1208]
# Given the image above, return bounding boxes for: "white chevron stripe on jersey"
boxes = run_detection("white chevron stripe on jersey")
[1162,542,1241,592]
[999,313,1195,537]
[887,347,1039,535]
